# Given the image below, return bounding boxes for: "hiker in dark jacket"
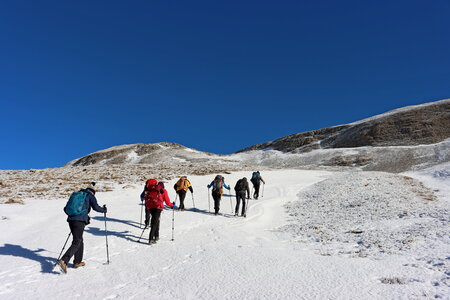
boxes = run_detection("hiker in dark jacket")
[250,171,265,199]
[234,177,251,217]
[207,175,230,215]
[57,182,107,274]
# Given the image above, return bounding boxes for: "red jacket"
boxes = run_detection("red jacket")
[146,188,174,210]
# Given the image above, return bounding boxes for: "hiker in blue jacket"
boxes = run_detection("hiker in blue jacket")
[57,182,107,274]
[207,175,230,215]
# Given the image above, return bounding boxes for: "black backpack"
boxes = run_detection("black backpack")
[234,179,246,192]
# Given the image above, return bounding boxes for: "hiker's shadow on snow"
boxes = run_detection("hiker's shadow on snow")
[92,216,141,229]
[182,207,212,215]
[0,244,58,274]
[181,208,236,218]
[86,227,139,242]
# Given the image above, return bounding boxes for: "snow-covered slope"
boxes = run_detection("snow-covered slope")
[65,142,238,167]
[0,168,448,299]
[234,138,450,173]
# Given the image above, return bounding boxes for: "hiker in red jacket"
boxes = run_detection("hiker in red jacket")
[144,180,174,244]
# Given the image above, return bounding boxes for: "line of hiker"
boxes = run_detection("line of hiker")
[207,175,231,215]
[173,176,193,211]
[56,172,265,274]
[250,171,265,199]
[57,182,107,274]
[141,179,174,244]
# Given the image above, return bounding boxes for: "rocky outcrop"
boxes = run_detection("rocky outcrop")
[237,125,348,153]
[237,99,450,153]
[321,99,450,148]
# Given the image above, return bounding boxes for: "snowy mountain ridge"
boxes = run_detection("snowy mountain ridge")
[238,98,450,153]
[65,98,450,174]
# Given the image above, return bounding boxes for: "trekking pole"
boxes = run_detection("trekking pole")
[171,194,177,241]
[191,193,195,209]
[244,197,250,217]
[140,201,144,228]
[262,183,265,198]
[137,226,147,242]
[171,206,175,241]
[208,188,211,213]
[54,232,71,267]
[104,211,110,264]
[229,191,233,213]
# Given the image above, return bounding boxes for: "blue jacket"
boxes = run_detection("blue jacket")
[67,189,105,224]
[207,181,230,191]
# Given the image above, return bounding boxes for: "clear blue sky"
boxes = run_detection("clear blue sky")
[1,0,449,170]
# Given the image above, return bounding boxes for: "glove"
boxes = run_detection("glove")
[103,205,107,213]
[172,204,177,210]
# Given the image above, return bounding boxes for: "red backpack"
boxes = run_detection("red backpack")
[144,179,162,209]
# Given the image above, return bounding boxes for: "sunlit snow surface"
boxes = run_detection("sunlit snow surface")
[0,167,449,299]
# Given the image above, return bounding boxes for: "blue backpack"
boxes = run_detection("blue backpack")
[251,172,261,184]
[64,191,88,216]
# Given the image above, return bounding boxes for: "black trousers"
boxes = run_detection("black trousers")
[62,220,85,265]
[212,191,221,214]
[253,183,261,199]
[149,208,162,241]
[145,209,151,226]
[235,191,247,215]
[177,190,187,209]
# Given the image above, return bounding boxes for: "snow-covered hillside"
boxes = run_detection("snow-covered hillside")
[65,142,241,168]
[234,138,450,173]
[1,168,448,299]
[236,98,450,172]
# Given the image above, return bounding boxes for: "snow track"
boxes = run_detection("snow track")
[0,170,448,299]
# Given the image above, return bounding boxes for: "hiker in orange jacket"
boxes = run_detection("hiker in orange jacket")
[173,176,193,211]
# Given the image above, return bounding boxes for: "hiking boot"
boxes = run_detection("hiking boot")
[150,239,157,244]
[57,260,67,274]
[73,262,86,268]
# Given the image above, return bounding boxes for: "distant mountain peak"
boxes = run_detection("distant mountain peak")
[65,142,210,167]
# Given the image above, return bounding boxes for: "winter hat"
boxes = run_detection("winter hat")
[86,182,96,194]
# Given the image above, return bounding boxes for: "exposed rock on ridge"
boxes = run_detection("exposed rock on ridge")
[237,99,450,153]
